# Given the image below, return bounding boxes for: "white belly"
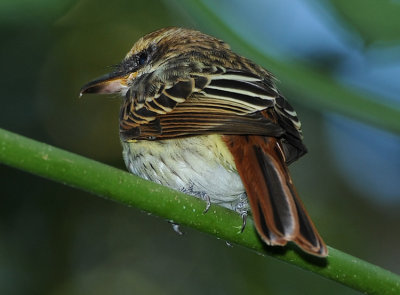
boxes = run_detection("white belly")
[122,135,248,212]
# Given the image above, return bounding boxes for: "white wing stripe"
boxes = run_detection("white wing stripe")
[211,74,261,82]
[203,93,267,111]
[284,109,298,117]
[206,85,275,101]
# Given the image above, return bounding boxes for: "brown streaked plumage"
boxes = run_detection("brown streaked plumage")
[80,27,328,257]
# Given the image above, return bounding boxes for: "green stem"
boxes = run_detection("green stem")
[1,127,399,294]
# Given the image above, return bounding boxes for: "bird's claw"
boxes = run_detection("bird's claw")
[240,212,247,233]
[203,195,211,214]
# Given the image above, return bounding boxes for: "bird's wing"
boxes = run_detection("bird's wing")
[120,66,305,162]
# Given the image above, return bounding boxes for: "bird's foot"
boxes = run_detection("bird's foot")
[234,194,248,232]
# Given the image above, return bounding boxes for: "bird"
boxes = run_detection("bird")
[80,27,328,257]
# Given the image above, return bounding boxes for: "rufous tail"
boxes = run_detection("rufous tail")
[223,135,328,257]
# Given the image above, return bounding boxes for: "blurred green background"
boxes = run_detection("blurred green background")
[1,0,399,294]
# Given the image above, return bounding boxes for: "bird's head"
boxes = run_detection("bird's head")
[80,27,230,97]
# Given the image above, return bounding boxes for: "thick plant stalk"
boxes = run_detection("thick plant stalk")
[1,127,399,294]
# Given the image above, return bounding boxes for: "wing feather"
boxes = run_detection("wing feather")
[120,67,306,162]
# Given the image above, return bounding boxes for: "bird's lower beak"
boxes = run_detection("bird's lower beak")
[79,71,137,96]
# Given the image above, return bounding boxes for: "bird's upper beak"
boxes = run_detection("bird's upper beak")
[79,71,137,96]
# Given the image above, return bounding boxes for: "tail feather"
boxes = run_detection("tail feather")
[223,135,327,257]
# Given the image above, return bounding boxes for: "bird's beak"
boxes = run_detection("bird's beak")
[79,71,137,96]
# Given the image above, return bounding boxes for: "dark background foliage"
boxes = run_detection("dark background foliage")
[1,0,399,294]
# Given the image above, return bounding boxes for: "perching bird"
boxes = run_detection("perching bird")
[80,27,328,257]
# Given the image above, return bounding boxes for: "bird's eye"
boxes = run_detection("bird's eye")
[138,52,148,66]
